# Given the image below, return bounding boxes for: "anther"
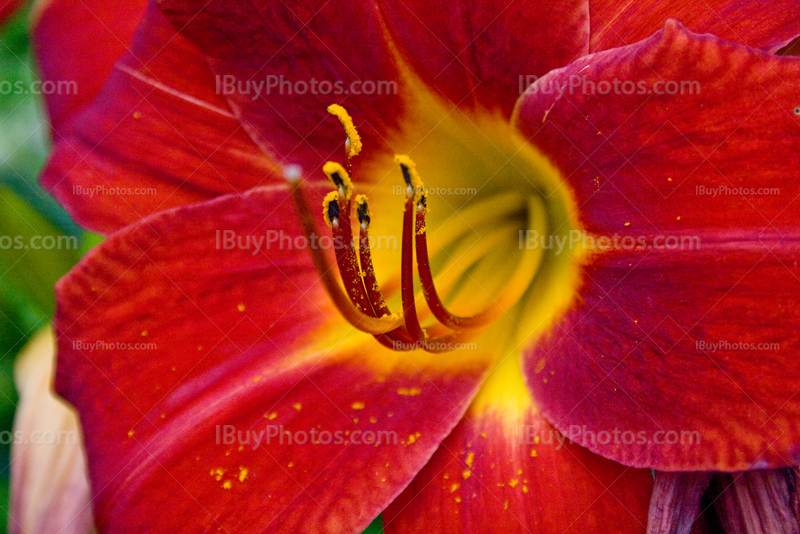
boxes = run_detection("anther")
[327,104,362,158]
[355,195,371,230]
[322,191,340,229]
[395,154,424,198]
[322,161,353,201]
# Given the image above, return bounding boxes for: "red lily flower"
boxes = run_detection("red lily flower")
[34,0,800,532]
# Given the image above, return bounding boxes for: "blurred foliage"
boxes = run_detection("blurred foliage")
[0,6,97,532]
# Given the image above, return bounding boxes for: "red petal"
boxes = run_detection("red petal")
[0,0,21,25]
[39,4,278,235]
[156,0,587,172]
[589,0,800,53]
[375,0,588,115]
[157,0,407,174]
[55,186,492,532]
[384,360,654,533]
[515,21,800,470]
[32,0,147,133]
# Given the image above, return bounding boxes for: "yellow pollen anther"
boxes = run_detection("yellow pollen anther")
[322,191,340,229]
[327,104,362,157]
[322,161,354,200]
[394,154,424,197]
[354,194,371,230]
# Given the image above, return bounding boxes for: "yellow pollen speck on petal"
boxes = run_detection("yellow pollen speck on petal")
[293,403,302,411]
[127,430,135,437]
[509,479,519,488]
[624,222,630,227]
[222,480,232,490]
[523,486,529,493]
[133,111,142,119]
[481,432,487,438]
[676,216,681,220]
[504,500,509,510]
[288,462,294,468]
[534,359,546,374]
[265,412,277,420]
[160,413,165,419]
[197,345,203,351]
[397,387,421,396]
[351,402,365,410]
[237,303,245,312]
[531,449,538,457]
[238,467,248,482]
[327,104,362,157]
[462,470,471,480]
[210,468,226,481]
[253,377,261,382]
[450,483,460,493]
[534,436,540,444]
[369,416,377,423]
[455,496,462,503]
[140,330,148,336]
[465,452,475,468]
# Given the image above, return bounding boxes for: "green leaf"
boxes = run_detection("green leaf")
[361,515,384,534]
[0,186,81,329]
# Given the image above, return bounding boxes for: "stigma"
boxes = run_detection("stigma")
[289,106,541,353]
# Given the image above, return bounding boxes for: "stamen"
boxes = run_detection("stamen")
[288,176,404,335]
[353,195,391,317]
[323,191,376,314]
[322,183,418,350]
[400,193,427,343]
[327,104,362,158]
[416,195,547,329]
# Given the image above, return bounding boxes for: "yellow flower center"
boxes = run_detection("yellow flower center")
[289,101,586,365]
